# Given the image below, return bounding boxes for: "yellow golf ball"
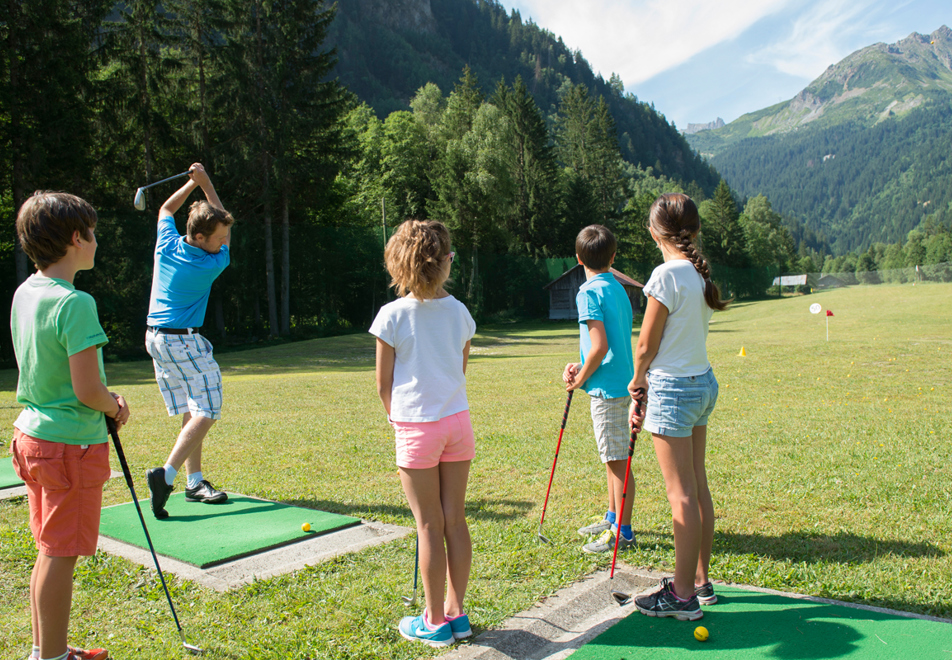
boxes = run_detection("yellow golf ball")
[694,626,709,642]
[302,523,311,532]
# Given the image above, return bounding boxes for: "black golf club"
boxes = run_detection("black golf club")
[401,535,419,607]
[609,389,645,606]
[133,171,191,211]
[105,417,204,655]
[538,390,573,543]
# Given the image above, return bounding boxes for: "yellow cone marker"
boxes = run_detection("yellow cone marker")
[738,346,747,356]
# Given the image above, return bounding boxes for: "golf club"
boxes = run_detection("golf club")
[538,390,573,543]
[609,389,645,606]
[105,417,204,655]
[133,171,191,211]
[401,535,419,607]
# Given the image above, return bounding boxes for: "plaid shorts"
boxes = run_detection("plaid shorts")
[590,395,630,463]
[145,329,222,420]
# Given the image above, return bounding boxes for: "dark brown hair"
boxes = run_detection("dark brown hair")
[649,193,728,311]
[187,200,234,240]
[16,192,98,270]
[575,224,616,270]
[384,219,452,299]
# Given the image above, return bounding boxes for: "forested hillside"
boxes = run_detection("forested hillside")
[327,0,719,193]
[687,26,952,254]
[712,98,952,253]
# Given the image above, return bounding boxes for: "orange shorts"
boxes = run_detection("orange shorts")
[392,410,475,470]
[11,429,111,557]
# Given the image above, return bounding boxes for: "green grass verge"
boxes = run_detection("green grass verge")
[1,282,949,659]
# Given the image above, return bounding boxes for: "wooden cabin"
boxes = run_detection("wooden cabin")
[544,265,644,320]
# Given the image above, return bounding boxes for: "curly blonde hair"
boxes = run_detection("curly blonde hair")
[384,219,452,299]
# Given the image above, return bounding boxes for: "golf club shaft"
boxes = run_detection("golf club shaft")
[412,535,419,594]
[106,419,186,637]
[140,171,190,191]
[539,390,573,532]
[609,391,644,581]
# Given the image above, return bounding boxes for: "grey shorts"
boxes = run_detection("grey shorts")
[590,395,630,463]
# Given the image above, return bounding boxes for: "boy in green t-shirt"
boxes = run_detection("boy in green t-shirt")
[10,192,131,660]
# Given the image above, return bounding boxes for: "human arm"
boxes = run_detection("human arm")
[375,338,395,417]
[566,320,608,391]
[627,296,668,424]
[69,347,131,429]
[158,163,224,218]
[462,340,471,375]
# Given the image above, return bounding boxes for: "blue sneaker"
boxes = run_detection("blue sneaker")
[447,613,472,639]
[398,614,454,648]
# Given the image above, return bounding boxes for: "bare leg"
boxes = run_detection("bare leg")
[165,412,216,473]
[692,426,714,586]
[31,560,39,649]
[400,466,448,625]
[439,460,471,618]
[652,433,700,601]
[35,553,78,658]
[606,469,615,517]
[605,460,635,527]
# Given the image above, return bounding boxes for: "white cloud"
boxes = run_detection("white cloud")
[507,0,794,85]
[745,0,892,78]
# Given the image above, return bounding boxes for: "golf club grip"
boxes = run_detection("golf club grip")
[105,418,185,633]
[561,390,573,428]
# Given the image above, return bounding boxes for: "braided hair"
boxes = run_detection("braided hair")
[384,219,452,299]
[649,193,728,311]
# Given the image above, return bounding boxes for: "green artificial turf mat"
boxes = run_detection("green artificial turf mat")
[572,585,952,659]
[0,456,23,489]
[99,493,360,568]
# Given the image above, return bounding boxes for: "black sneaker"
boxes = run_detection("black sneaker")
[695,581,717,605]
[185,479,228,503]
[146,468,173,519]
[635,578,703,621]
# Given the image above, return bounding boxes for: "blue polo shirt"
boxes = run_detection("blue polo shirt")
[577,272,634,399]
[146,215,230,328]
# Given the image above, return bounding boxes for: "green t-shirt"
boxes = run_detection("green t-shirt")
[11,274,109,445]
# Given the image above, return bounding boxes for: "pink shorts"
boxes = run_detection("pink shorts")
[392,410,475,469]
[11,429,111,557]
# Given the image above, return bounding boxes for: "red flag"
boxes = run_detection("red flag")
[826,310,834,316]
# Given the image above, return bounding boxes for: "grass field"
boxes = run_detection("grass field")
[1,282,950,659]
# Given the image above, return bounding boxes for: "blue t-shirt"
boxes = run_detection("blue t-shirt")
[146,215,230,328]
[577,272,634,399]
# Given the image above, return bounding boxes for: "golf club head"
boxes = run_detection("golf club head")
[183,642,204,655]
[537,523,550,544]
[401,594,417,607]
[610,590,632,606]
[134,188,146,211]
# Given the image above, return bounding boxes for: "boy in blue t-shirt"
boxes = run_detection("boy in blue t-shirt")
[144,163,235,519]
[562,225,636,553]
[11,192,131,660]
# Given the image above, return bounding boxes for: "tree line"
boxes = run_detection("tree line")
[1,1,808,364]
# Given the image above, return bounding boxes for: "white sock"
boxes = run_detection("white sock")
[41,652,68,660]
[163,464,177,486]
[31,645,40,659]
[187,471,204,489]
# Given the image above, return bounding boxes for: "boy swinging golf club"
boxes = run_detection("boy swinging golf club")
[144,163,235,519]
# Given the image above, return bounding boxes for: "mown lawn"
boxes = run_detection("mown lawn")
[1,282,949,659]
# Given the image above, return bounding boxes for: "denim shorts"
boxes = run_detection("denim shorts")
[644,369,718,438]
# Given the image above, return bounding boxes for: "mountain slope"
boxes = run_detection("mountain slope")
[688,26,952,158]
[327,0,719,194]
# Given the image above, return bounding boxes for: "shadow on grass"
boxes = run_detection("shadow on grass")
[715,530,944,563]
[285,497,534,522]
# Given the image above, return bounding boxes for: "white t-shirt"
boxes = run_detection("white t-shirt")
[369,295,476,422]
[643,259,712,378]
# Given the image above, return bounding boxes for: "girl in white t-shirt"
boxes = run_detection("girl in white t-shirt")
[370,219,476,648]
[627,193,728,621]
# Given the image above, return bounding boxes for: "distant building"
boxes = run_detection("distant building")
[817,274,847,289]
[544,265,644,320]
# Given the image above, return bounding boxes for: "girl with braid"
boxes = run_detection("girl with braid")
[628,193,728,621]
[371,219,476,647]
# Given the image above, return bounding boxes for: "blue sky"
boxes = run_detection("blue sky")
[503,0,951,129]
